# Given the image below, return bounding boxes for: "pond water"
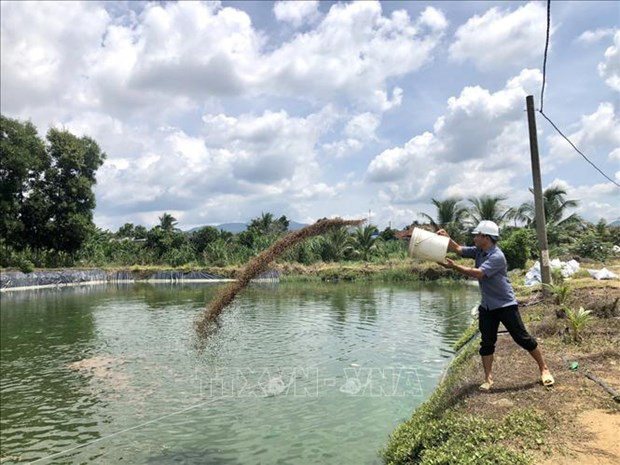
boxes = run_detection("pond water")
[0,281,479,464]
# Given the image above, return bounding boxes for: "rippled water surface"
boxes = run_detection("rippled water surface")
[1,282,479,464]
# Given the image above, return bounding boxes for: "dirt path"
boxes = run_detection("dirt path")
[539,409,620,465]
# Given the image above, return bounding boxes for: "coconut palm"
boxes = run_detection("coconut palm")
[158,213,178,233]
[350,225,379,261]
[511,186,582,228]
[321,226,352,261]
[248,212,289,235]
[506,204,532,227]
[419,198,469,240]
[468,195,510,226]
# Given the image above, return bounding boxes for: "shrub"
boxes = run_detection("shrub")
[550,267,564,284]
[18,257,34,273]
[499,229,534,270]
[571,232,612,261]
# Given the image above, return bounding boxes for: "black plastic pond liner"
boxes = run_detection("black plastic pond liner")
[0,269,263,290]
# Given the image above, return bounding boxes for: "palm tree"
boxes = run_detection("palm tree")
[248,212,288,235]
[468,195,509,226]
[159,213,178,233]
[506,204,532,227]
[419,198,469,239]
[249,212,274,235]
[511,186,582,228]
[321,226,352,261]
[350,225,379,261]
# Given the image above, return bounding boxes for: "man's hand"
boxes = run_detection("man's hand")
[439,258,485,280]
[438,258,456,269]
[436,229,462,255]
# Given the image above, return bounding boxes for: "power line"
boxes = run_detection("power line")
[537,0,619,189]
[540,0,551,113]
[539,111,620,188]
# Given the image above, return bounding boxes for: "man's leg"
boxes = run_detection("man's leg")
[499,305,552,380]
[528,346,551,376]
[478,307,500,388]
[481,354,494,384]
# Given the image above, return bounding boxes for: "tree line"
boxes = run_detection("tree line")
[416,191,618,268]
[1,115,618,272]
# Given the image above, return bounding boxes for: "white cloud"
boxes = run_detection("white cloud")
[2,1,615,229]
[65,106,337,225]
[1,1,447,123]
[345,113,381,140]
[0,1,110,118]
[368,87,404,113]
[201,108,329,185]
[598,31,620,92]
[576,28,615,44]
[273,0,320,28]
[263,2,446,105]
[547,102,620,165]
[367,69,542,184]
[418,6,449,32]
[449,2,549,71]
[365,69,548,215]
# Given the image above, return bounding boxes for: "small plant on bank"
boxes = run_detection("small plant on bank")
[18,258,34,273]
[550,267,564,284]
[561,305,593,343]
[543,281,572,306]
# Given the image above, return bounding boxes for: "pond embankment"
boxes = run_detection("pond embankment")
[0,261,465,292]
[382,265,620,465]
[0,269,280,291]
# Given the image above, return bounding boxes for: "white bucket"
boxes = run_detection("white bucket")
[408,228,449,262]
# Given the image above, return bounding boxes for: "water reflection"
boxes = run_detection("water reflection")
[1,287,105,463]
[1,281,479,465]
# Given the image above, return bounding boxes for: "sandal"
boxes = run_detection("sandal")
[542,373,555,387]
[479,381,494,391]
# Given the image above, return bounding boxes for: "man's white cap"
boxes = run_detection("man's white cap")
[472,220,500,238]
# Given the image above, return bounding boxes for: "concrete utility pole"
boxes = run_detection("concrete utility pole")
[526,95,551,292]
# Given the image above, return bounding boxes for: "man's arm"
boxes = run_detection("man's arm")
[439,258,485,280]
[436,229,463,255]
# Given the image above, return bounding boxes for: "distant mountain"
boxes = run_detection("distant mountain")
[287,221,309,231]
[187,220,309,234]
[214,222,248,233]
[608,219,620,228]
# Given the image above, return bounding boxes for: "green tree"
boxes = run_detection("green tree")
[0,115,48,250]
[14,126,106,257]
[419,198,468,240]
[379,227,396,241]
[134,225,148,240]
[350,225,379,261]
[468,195,509,226]
[41,128,106,255]
[146,225,190,261]
[158,213,178,233]
[117,223,136,238]
[190,226,220,255]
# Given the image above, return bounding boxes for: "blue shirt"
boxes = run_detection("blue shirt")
[461,245,517,310]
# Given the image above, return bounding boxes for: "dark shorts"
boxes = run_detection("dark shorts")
[478,304,538,356]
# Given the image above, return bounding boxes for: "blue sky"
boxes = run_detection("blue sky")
[1,0,618,230]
